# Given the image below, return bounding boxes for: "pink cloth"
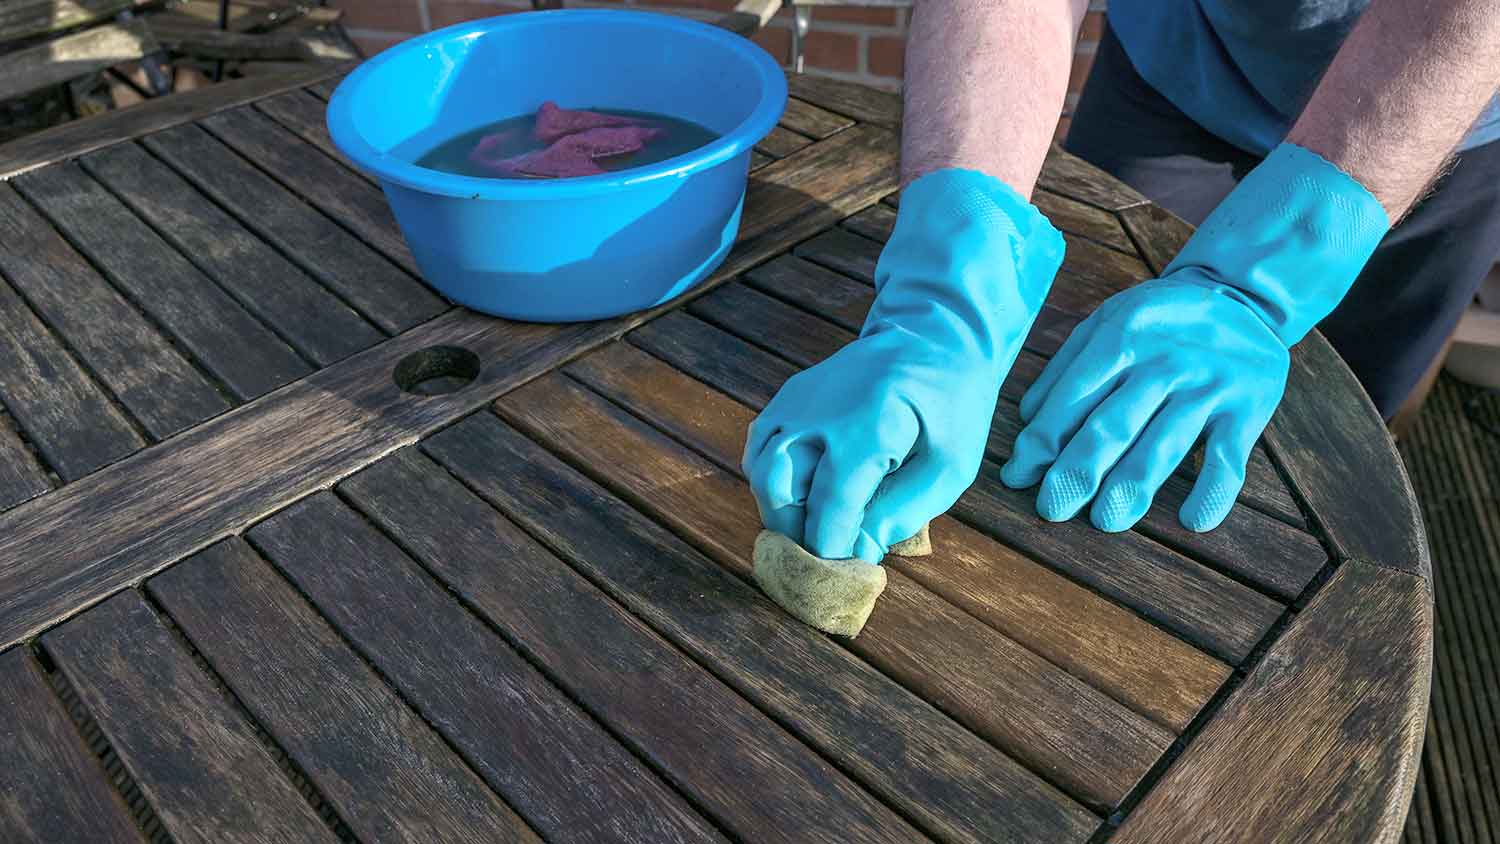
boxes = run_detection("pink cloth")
[479,125,664,179]
[532,100,639,144]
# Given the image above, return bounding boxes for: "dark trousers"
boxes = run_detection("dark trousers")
[1063,26,1500,419]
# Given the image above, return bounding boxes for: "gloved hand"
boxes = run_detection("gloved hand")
[1001,143,1390,533]
[742,168,1066,563]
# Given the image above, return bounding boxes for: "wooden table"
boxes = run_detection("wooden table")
[0,67,1432,844]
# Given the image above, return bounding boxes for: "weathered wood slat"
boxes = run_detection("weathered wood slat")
[749,149,773,171]
[0,121,900,652]
[786,73,901,127]
[566,340,1229,733]
[148,539,542,844]
[81,142,385,366]
[1112,560,1431,844]
[423,414,1106,844]
[306,77,342,100]
[148,21,355,62]
[336,449,932,844]
[249,491,725,844]
[0,0,134,42]
[251,88,361,173]
[15,163,311,401]
[1117,202,1193,275]
[42,590,337,844]
[0,63,346,181]
[0,20,157,104]
[1266,332,1429,579]
[141,123,445,334]
[0,183,229,439]
[756,125,814,159]
[0,647,141,844]
[780,97,855,139]
[494,373,1174,809]
[0,275,142,481]
[0,413,52,509]
[1038,146,1149,211]
[198,106,418,274]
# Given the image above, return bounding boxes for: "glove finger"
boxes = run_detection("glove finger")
[1001,348,1124,489]
[748,432,820,512]
[805,451,896,560]
[1018,316,1099,423]
[1090,397,1213,532]
[1036,376,1171,522]
[1179,411,1262,532]
[741,414,779,477]
[855,452,967,564]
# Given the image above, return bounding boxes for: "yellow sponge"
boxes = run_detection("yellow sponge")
[888,522,932,557]
[752,530,887,637]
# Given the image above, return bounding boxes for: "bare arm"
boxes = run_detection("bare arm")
[1288,0,1500,219]
[901,0,1088,195]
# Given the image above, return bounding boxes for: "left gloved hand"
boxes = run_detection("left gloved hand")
[1001,142,1390,533]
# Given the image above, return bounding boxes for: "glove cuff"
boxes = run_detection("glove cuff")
[1165,142,1390,346]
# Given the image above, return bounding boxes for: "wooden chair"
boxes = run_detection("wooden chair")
[0,1,170,111]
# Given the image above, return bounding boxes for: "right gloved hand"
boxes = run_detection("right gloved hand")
[741,168,1066,563]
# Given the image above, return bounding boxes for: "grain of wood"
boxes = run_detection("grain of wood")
[757,125,814,159]
[495,373,1174,809]
[148,22,355,62]
[42,590,338,844]
[141,122,445,334]
[779,97,855,139]
[251,89,360,174]
[337,449,930,844]
[0,411,53,510]
[0,0,134,41]
[0,182,229,439]
[0,63,345,180]
[787,73,901,127]
[148,539,541,844]
[1038,145,1149,210]
[249,490,725,844]
[15,162,311,400]
[0,647,141,844]
[0,274,142,481]
[198,106,418,274]
[1117,202,1194,275]
[81,142,385,366]
[0,20,157,103]
[566,340,1229,733]
[749,150,773,171]
[1112,560,1431,844]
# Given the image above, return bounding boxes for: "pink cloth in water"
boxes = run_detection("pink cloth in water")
[485,125,664,179]
[532,100,639,144]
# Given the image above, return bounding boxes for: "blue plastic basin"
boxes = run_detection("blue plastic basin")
[326,10,787,322]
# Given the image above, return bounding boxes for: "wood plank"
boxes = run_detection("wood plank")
[148,22,355,62]
[0,63,346,180]
[81,141,385,366]
[756,125,813,159]
[0,183,229,439]
[198,105,418,274]
[1113,560,1431,844]
[0,122,898,652]
[14,162,312,401]
[0,647,141,844]
[148,539,541,844]
[0,20,156,104]
[780,97,855,139]
[749,149,773,171]
[306,77,341,101]
[336,449,933,844]
[251,88,360,172]
[0,414,52,510]
[494,373,1174,809]
[1117,202,1193,275]
[0,274,142,481]
[786,73,901,127]
[743,253,872,332]
[42,590,337,844]
[249,491,724,844]
[841,202,897,244]
[425,409,1100,844]
[141,122,445,334]
[566,341,1230,733]
[1266,331,1429,580]
[0,0,134,42]
[1038,146,1149,211]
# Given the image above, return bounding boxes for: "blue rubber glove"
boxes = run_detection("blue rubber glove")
[742,168,1065,563]
[1001,143,1390,533]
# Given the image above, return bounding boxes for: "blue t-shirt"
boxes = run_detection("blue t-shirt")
[1108,0,1500,154]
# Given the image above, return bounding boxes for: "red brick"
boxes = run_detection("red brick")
[753,25,791,66]
[328,0,424,33]
[1078,10,1105,42]
[428,1,523,28]
[802,30,859,73]
[867,34,904,78]
[813,6,898,26]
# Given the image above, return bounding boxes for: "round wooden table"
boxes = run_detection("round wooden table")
[0,69,1430,844]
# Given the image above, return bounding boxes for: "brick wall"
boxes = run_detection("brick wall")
[332,0,1106,141]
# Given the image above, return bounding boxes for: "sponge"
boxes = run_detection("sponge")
[752,531,887,637]
[888,522,932,557]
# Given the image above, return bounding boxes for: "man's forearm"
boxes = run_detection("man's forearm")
[1287,0,1500,219]
[901,0,1087,196]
